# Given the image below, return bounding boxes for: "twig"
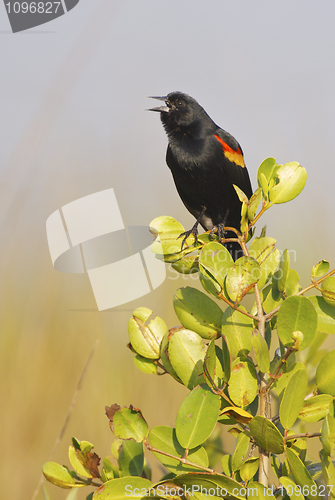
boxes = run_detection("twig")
[265,347,295,391]
[144,439,217,474]
[284,432,321,443]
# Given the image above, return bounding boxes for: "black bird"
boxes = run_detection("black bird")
[149,92,252,260]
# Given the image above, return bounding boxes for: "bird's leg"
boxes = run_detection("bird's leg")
[178,206,206,251]
[209,209,230,242]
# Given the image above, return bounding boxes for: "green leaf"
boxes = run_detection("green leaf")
[261,282,284,314]
[298,394,333,422]
[247,188,262,221]
[171,255,199,274]
[148,426,208,474]
[277,296,317,350]
[231,432,250,472]
[228,358,258,407]
[203,341,224,389]
[160,330,182,383]
[101,457,115,482]
[248,236,280,291]
[249,416,284,454]
[269,162,307,204]
[285,448,317,500]
[252,330,270,373]
[280,476,304,500]
[321,276,335,307]
[275,362,306,400]
[128,309,167,359]
[309,296,335,334]
[247,482,276,500]
[118,440,144,477]
[168,328,207,389]
[226,256,261,302]
[173,286,223,340]
[279,367,308,429]
[239,457,260,483]
[176,384,220,449]
[68,443,94,479]
[221,307,253,359]
[199,241,234,290]
[312,260,330,279]
[42,462,82,489]
[161,473,247,499]
[113,407,148,442]
[316,350,335,396]
[322,414,335,456]
[234,184,249,203]
[221,454,232,477]
[134,355,158,375]
[93,477,153,499]
[149,216,196,258]
[275,249,290,293]
[257,157,278,185]
[320,449,335,496]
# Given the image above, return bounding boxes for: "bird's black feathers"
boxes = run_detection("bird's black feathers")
[150,91,252,259]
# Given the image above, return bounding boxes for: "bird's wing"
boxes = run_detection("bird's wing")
[213,128,253,198]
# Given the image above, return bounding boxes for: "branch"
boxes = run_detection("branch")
[143,439,217,474]
[284,432,321,443]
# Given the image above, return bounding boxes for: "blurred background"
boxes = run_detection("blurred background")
[1,1,335,498]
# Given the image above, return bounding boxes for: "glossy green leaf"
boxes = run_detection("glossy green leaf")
[68,444,94,479]
[173,287,223,340]
[309,296,335,334]
[228,358,258,407]
[149,216,196,258]
[257,157,278,185]
[176,384,220,449]
[164,473,247,499]
[226,256,261,302]
[275,362,306,400]
[321,276,335,307]
[221,455,232,477]
[261,282,284,314]
[280,476,304,500]
[93,477,153,499]
[298,394,333,422]
[247,188,262,221]
[171,254,199,274]
[168,328,207,389]
[42,462,81,489]
[312,260,330,279]
[275,249,290,293]
[148,426,208,474]
[113,407,148,442]
[160,330,182,383]
[239,457,260,483]
[101,457,115,482]
[316,350,335,396]
[231,432,250,472]
[221,307,253,359]
[280,367,308,429]
[268,162,307,204]
[203,341,223,389]
[322,415,335,456]
[285,448,316,500]
[248,236,280,291]
[252,330,270,373]
[128,310,167,360]
[249,416,284,454]
[134,355,158,375]
[285,269,301,296]
[320,450,335,497]
[199,241,234,289]
[277,296,317,350]
[247,482,276,500]
[118,440,144,477]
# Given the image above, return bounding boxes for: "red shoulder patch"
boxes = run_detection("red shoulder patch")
[214,134,245,168]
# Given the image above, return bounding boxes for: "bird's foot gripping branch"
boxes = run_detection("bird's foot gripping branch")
[43,157,335,499]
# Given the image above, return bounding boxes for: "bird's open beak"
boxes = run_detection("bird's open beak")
[147,96,170,112]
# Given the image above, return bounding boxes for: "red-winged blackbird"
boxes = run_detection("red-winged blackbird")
[149,91,252,260]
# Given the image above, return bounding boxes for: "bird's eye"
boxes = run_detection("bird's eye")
[177,100,183,107]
